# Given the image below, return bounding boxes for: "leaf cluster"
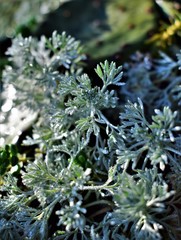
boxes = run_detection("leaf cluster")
[0,32,181,240]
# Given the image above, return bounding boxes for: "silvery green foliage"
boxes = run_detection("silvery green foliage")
[106,168,174,240]
[0,31,85,146]
[122,51,181,112]
[0,33,181,239]
[117,99,181,171]
[0,163,91,240]
[2,31,85,110]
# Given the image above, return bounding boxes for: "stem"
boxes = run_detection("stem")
[44,194,63,219]
[83,200,114,208]
[165,147,181,156]
[89,206,112,219]
[80,182,117,191]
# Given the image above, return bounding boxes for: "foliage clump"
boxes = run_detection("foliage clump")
[0,31,181,240]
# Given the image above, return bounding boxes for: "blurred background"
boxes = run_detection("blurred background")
[1,0,181,60]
